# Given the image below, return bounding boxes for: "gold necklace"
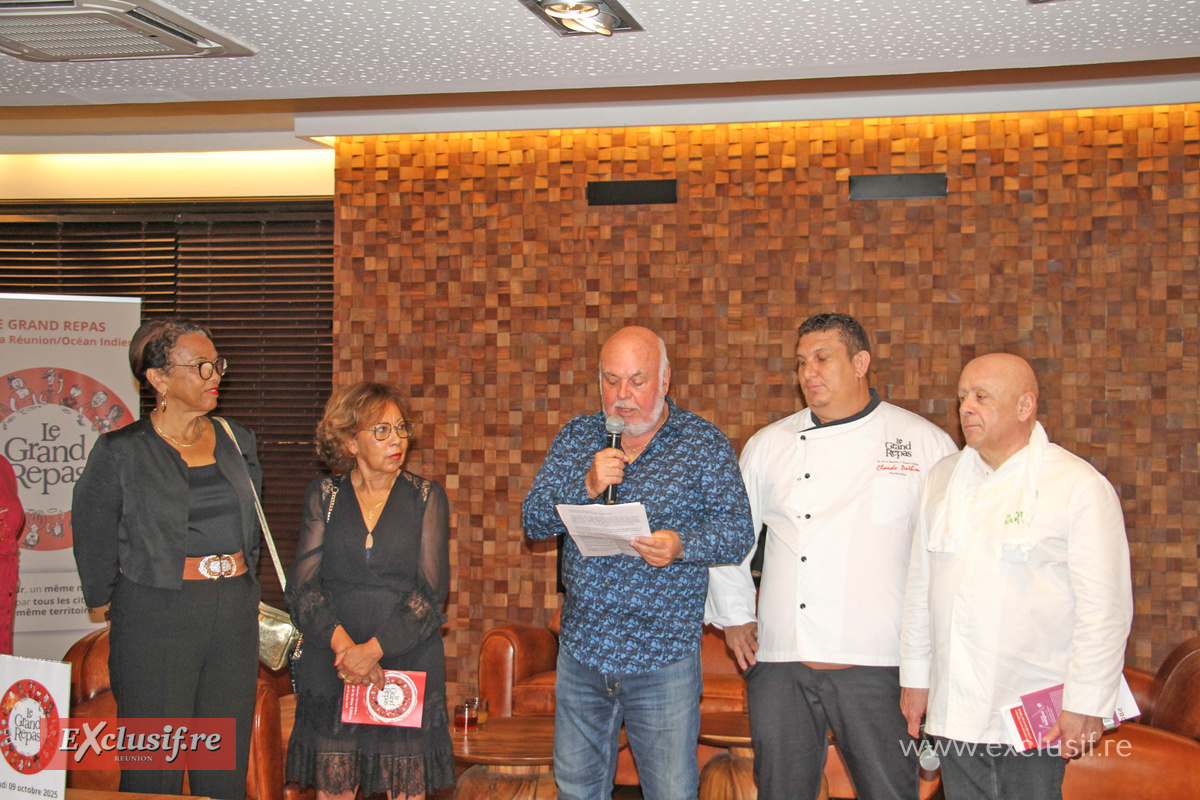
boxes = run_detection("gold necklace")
[362,497,387,524]
[355,474,397,524]
[361,491,387,551]
[153,413,204,447]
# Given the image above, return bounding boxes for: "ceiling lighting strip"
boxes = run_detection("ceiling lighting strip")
[294,75,1200,138]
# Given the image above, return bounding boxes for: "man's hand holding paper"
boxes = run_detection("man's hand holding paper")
[630,529,682,567]
[555,502,651,558]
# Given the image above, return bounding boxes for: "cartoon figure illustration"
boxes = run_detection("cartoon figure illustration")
[94,405,125,433]
[49,519,64,539]
[81,390,109,427]
[7,376,35,412]
[38,368,63,405]
[23,524,39,550]
[60,384,83,410]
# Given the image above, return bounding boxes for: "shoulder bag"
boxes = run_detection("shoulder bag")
[213,416,302,671]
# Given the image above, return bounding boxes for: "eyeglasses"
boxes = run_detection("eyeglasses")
[365,421,415,441]
[166,357,228,380]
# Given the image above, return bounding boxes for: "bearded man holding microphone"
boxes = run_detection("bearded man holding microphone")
[523,325,754,800]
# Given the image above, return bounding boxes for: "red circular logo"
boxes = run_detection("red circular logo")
[0,678,61,774]
[366,673,418,724]
[0,366,135,551]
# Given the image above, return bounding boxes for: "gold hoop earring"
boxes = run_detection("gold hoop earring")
[159,392,167,413]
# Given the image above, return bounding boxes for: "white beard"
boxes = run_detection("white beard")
[616,395,667,439]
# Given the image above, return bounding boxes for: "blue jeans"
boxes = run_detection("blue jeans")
[554,649,702,800]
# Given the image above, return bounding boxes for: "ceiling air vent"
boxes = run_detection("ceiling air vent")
[0,0,254,62]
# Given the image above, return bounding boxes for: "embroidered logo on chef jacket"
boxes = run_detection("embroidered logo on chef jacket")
[875,437,923,477]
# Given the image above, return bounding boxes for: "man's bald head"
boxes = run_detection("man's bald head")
[600,326,669,378]
[966,353,1038,397]
[957,353,1039,469]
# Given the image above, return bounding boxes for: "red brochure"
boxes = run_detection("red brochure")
[1001,676,1139,751]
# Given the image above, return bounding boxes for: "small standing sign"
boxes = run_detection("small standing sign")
[0,653,69,797]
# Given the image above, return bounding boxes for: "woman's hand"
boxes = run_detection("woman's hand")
[335,637,384,684]
[366,664,386,687]
[330,625,355,656]
[330,627,384,685]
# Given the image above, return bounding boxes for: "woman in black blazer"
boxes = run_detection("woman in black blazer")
[72,318,261,800]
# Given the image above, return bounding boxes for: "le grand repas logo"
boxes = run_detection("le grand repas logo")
[4,423,88,497]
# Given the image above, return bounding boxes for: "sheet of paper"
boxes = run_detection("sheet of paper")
[555,502,652,557]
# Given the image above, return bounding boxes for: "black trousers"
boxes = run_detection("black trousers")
[932,735,1067,800]
[109,573,259,800]
[746,661,918,800]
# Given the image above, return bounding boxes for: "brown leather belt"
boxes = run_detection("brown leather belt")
[183,551,248,580]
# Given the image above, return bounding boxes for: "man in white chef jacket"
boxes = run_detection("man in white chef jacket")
[900,353,1133,800]
[707,312,957,800]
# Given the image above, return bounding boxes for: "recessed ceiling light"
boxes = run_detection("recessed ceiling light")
[544,3,600,20]
[518,0,643,37]
[562,10,618,36]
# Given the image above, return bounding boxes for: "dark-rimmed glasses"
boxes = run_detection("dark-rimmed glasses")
[366,421,415,440]
[166,357,228,380]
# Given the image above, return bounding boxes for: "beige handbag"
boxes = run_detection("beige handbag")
[214,417,302,671]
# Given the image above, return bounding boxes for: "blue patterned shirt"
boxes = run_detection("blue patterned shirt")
[523,398,754,673]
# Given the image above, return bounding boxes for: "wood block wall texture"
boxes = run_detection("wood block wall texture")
[333,104,1200,701]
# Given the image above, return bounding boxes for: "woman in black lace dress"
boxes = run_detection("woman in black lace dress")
[286,382,453,799]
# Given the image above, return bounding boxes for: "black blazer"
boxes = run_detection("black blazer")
[71,415,262,608]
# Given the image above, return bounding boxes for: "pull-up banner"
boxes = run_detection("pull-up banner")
[0,293,141,660]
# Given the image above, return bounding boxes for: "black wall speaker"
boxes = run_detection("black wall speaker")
[848,173,947,200]
[586,179,678,206]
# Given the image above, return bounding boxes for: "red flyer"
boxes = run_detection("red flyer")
[1001,676,1140,751]
[340,671,425,728]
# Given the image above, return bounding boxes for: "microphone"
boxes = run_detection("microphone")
[603,415,624,505]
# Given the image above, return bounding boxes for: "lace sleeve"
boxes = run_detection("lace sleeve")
[373,479,450,658]
[285,476,342,647]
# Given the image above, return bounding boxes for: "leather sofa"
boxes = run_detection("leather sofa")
[479,609,744,785]
[261,664,315,800]
[1121,636,1200,740]
[62,627,284,800]
[1058,638,1200,798]
[481,620,1200,797]
[479,608,942,797]
[1062,721,1200,799]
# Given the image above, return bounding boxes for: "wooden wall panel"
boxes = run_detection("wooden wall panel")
[334,104,1200,702]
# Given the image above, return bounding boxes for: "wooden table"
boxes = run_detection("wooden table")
[66,791,211,800]
[451,715,557,799]
[697,712,830,800]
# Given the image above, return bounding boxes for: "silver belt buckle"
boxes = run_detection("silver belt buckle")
[198,554,236,579]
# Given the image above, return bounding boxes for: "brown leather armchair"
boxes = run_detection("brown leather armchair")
[1063,722,1200,798]
[62,627,285,800]
[263,663,315,800]
[1122,636,1200,740]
